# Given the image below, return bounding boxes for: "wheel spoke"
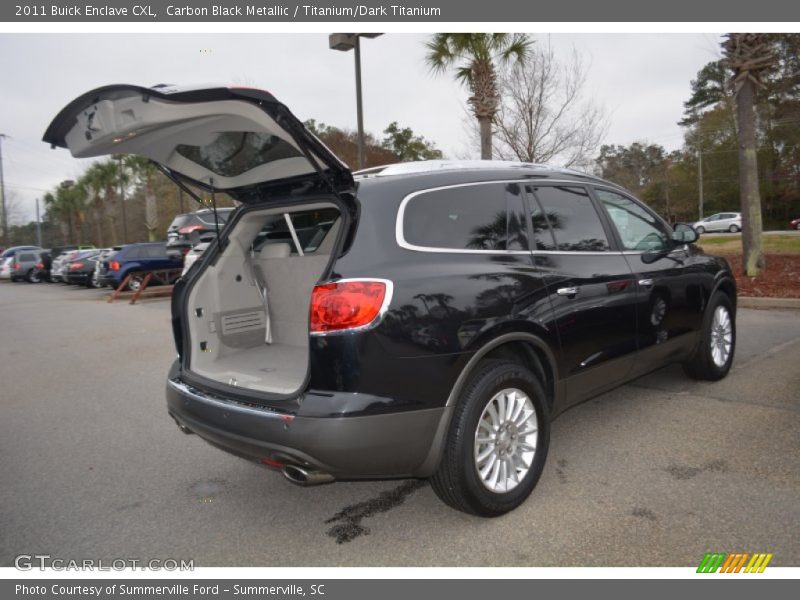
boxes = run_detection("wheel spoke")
[473,387,539,493]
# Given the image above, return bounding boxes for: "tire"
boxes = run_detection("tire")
[682,292,736,381]
[430,360,550,517]
[796,223,800,231]
[695,226,705,234]
[26,269,40,283]
[126,273,144,292]
[729,225,740,233]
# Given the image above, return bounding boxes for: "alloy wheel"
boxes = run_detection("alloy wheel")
[710,305,733,367]
[473,388,538,493]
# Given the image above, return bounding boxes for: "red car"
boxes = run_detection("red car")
[790,217,800,230]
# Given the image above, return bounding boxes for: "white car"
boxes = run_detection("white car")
[693,212,742,234]
[0,256,14,280]
[181,242,209,276]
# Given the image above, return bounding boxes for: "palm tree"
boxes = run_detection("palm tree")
[43,191,70,244]
[722,33,777,277]
[125,155,160,241]
[425,33,532,159]
[87,160,124,245]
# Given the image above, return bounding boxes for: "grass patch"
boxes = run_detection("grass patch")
[698,234,800,255]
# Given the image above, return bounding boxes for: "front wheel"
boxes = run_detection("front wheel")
[431,360,550,517]
[683,292,736,381]
[729,224,740,233]
[695,226,705,234]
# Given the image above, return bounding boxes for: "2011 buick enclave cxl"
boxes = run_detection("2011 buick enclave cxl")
[45,84,737,516]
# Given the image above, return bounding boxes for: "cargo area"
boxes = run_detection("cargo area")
[185,201,341,394]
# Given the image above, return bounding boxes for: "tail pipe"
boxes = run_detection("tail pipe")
[282,465,335,486]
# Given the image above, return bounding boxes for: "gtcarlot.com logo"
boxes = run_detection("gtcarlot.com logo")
[697,552,773,573]
[14,554,194,571]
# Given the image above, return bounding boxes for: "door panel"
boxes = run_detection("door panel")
[593,187,705,373]
[527,184,638,408]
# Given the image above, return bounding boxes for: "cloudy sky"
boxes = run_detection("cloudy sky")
[0,32,723,222]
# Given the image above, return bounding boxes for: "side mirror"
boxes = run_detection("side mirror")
[672,223,698,244]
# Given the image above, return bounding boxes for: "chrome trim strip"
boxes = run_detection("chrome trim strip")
[396,178,603,255]
[309,277,395,337]
[167,378,291,420]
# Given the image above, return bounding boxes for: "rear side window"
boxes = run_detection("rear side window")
[402,183,529,251]
[252,207,339,254]
[530,186,609,252]
[145,245,167,258]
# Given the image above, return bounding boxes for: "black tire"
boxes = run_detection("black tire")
[729,224,740,233]
[431,360,550,517]
[695,226,705,234]
[682,292,736,381]
[26,269,41,283]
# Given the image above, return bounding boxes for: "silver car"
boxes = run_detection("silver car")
[693,212,742,234]
[9,250,41,282]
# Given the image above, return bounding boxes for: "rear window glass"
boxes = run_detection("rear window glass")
[403,183,528,251]
[18,253,36,261]
[252,208,339,255]
[176,132,303,178]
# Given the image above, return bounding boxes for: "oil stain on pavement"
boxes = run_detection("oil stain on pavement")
[325,480,427,544]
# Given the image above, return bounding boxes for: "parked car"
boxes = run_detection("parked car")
[46,83,739,516]
[30,251,53,283]
[693,212,742,234]
[1,245,42,260]
[790,217,800,230]
[91,247,122,288]
[50,245,96,282]
[99,242,183,291]
[8,250,42,282]
[166,208,235,258]
[65,251,103,286]
[181,242,209,276]
[0,256,14,280]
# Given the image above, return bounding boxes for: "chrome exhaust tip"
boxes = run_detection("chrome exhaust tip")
[282,465,334,486]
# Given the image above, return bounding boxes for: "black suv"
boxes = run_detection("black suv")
[166,208,235,258]
[46,84,737,516]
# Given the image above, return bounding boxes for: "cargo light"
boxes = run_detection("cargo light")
[309,279,391,334]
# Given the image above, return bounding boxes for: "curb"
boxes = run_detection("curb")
[738,296,800,310]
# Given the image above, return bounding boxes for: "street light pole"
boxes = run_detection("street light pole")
[329,33,382,171]
[353,36,365,170]
[35,197,42,248]
[0,134,8,245]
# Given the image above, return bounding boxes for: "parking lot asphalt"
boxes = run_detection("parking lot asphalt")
[1,281,798,567]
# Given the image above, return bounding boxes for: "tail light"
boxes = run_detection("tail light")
[13,262,20,270]
[36,263,44,269]
[310,279,391,334]
[70,262,84,270]
[110,261,121,271]
[178,224,203,234]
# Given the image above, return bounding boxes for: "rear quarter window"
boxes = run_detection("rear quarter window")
[402,183,528,251]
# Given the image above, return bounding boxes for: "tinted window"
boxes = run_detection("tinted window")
[530,186,609,251]
[19,253,35,261]
[145,245,167,258]
[595,189,669,252]
[176,132,303,178]
[252,207,339,254]
[125,247,143,259]
[404,183,528,251]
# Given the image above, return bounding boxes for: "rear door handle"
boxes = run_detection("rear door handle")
[557,286,579,297]
[638,279,654,288]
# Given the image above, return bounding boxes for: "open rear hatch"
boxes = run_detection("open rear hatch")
[44,84,357,400]
[43,83,354,200]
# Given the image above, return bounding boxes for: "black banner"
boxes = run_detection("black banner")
[3,0,800,22]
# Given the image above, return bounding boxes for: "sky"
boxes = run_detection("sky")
[0,32,724,223]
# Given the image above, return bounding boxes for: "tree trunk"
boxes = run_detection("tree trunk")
[478,117,492,160]
[735,79,765,277]
[144,176,159,242]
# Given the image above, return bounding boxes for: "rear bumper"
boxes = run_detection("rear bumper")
[166,376,449,479]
